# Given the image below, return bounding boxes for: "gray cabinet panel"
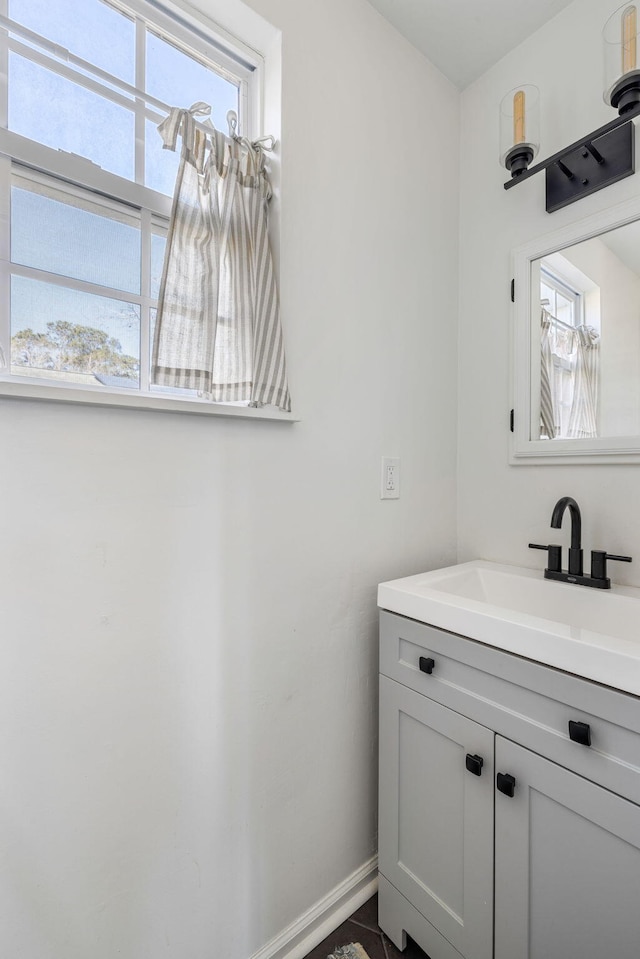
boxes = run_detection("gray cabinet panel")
[378,875,465,959]
[495,736,640,959]
[379,675,494,959]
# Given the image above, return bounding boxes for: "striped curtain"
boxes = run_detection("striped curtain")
[540,309,557,439]
[567,325,599,439]
[152,103,291,411]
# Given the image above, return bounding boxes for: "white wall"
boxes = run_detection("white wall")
[458,0,640,585]
[561,237,640,436]
[0,2,460,958]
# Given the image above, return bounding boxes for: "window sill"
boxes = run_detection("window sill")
[0,378,297,422]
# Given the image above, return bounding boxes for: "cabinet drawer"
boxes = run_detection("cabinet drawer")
[380,610,640,803]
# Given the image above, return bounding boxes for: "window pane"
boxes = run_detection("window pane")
[11,276,140,388]
[9,0,135,84]
[151,231,167,300]
[145,117,181,196]
[12,179,141,294]
[540,282,554,305]
[556,293,573,326]
[9,55,135,180]
[146,31,239,131]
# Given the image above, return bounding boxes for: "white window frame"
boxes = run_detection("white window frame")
[0,0,293,421]
[540,267,584,329]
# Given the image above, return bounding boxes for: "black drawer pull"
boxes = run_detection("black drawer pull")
[568,720,591,747]
[419,656,435,675]
[465,753,484,776]
[497,772,516,797]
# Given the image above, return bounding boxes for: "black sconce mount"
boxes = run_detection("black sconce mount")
[504,144,535,178]
[504,103,640,213]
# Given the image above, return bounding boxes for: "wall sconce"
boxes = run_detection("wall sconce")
[503,3,640,213]
[604,3,640,112]
[500,85,540,177]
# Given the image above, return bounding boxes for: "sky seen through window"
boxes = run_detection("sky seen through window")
[8,0,240,387]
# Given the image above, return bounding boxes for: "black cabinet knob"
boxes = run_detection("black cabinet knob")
[568,720,591,746]
[465,753,484,776]
[419,656,435,675]
[496,772,516,797]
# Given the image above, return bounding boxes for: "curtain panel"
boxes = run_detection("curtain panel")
[152,103,291,412]
[539,308,599,440]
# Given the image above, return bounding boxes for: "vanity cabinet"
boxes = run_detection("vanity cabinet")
[378,610,640,959]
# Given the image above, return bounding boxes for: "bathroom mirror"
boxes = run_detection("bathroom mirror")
[511,194,640,464]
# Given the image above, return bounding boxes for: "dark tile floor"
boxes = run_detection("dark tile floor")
[300,895,429,959]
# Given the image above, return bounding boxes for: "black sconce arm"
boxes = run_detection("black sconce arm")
[504,102,640,213]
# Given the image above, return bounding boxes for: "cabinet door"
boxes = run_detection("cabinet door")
[495,736,640,959]
[379,675,494,959]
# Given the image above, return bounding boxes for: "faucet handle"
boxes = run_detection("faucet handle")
[529,543,562,573]
[591,550,632,584]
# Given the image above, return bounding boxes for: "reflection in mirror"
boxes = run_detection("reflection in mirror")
[531,220,640,441]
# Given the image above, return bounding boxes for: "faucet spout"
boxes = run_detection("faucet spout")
[551,496,582,551]
[550,496,583,574]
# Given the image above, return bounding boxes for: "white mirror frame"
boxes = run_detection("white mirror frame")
[510,193,640,465]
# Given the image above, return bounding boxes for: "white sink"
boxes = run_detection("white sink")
[378,560,640,696]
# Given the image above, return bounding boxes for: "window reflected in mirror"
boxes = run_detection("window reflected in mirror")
[531,219,640,441]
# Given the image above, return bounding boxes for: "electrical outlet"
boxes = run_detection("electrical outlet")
[381,457,400,499]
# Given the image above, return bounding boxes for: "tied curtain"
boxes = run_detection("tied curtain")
[540,309,556,439]
[539,308,599,440]
[567,324,599,439]
[152,103,291,412]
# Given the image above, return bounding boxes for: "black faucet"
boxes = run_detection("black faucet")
[551,496,583,576]
[529,496,632,589]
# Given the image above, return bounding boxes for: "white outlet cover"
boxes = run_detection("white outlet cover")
[381,457,400,499]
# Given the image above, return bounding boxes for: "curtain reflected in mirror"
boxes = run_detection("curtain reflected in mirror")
[531,220,640,441]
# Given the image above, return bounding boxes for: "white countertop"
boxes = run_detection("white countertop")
[378,560,640,697]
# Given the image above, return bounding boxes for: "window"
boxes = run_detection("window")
[540,267,583,330]
[539,260,602,441]
[0,0,276,414]
[539,267,582,437]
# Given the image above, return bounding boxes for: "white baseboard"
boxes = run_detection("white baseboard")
[249,856,378,959]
